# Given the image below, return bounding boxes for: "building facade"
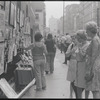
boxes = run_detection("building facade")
[30,1,46,37]
[49,16,58,36]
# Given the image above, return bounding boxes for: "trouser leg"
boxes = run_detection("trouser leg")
[40,60,46,88]
[34,61,42,89]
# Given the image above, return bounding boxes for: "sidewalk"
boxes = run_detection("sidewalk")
[22,49,69,98]
[22,49,93,98]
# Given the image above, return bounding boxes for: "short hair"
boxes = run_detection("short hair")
[47,33,53,39]
[76,30,87,41]
[34,32,43,42]
[71,33,76,38]
[66,33,69,35]
[85,21,98,34]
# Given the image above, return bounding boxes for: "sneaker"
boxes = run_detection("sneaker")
[63,62,67,64]
[45,71,49,74]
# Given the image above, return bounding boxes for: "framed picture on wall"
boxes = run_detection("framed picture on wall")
[12,29,16,38]
[0,1,5,10]
[5,1,10,24]
[22,11,25,27]
[9,2,15,27]
[0,43,5,75]
[20,10,22,28]
[9,27,13,39]
[14,5,16,28]
[16,7,20,24]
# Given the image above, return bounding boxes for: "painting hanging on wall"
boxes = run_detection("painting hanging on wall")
[9,2,15,27]
[0,43,5,75]
[0,10,5,42]
[20,10,22,28]
[14,5,16,28]
[5,1,10,24]
[16,7,20,24]
[0,1,5,10]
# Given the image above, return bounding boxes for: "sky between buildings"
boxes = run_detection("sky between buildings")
[44,1,80,27]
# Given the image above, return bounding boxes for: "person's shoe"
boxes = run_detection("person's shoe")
[63,62,67,64]
[50,71,53,74]
[42,86,46,90]
[45,71,49,74]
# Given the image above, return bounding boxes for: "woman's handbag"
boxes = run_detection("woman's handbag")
[84,67,94,82]
[67,44,74,60]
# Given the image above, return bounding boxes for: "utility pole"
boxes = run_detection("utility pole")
[63,1,65,35]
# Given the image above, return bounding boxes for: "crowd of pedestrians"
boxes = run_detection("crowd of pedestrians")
[65,21,100,99]
[24,32,56,91]
[23,21,100,99]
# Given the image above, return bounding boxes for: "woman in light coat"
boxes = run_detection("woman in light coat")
[74,30,90,98]
[66,34,78,98]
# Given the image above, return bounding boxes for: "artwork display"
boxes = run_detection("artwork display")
[0,10,5,41]
[5,1,10,23]
[7,40,14,63]
[9,2,15,27]
[14,5,16,28]
[0,1,5,10]
[0,43,5,75]
[16,7,20,23]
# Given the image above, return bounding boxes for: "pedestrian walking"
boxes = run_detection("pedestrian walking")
[66,34,78,98]
[63,33,72,64]
[74,30,90,98]
[85,21,100,98]
[45,33,56,74]
[60,35,66,53]
[24,32,47,91]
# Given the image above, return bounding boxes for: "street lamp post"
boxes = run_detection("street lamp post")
[63,1,65,35]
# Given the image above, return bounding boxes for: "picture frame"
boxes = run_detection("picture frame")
[20,10,25,28]
[5,1,10,24]
[0,1,5,10]
[20,10,23,28]
[12,28,16,38]
[0,43,5,75]
[9,2,15,27]
[0,10,5,42]
[9,27,13,39]
[14,5,16,28]
[16,7,20,24]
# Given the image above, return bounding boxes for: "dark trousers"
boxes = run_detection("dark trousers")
[71,81,78,98]
[60,43,64,53]
[64,43,70,63]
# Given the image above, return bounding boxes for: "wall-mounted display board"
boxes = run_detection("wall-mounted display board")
[14,5,16,28]
[9,2,15,27]
[0,43,5,75]
[0,1,5,10]
[16,7,20,24]
[20,10,24,28]
[0,9,5,42]
[5,1,10,24]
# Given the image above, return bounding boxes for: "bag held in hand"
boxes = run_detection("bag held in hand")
[84,71,94,82]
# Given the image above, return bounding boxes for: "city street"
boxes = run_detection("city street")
[0,1,99,99]
[22,49,92,98]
